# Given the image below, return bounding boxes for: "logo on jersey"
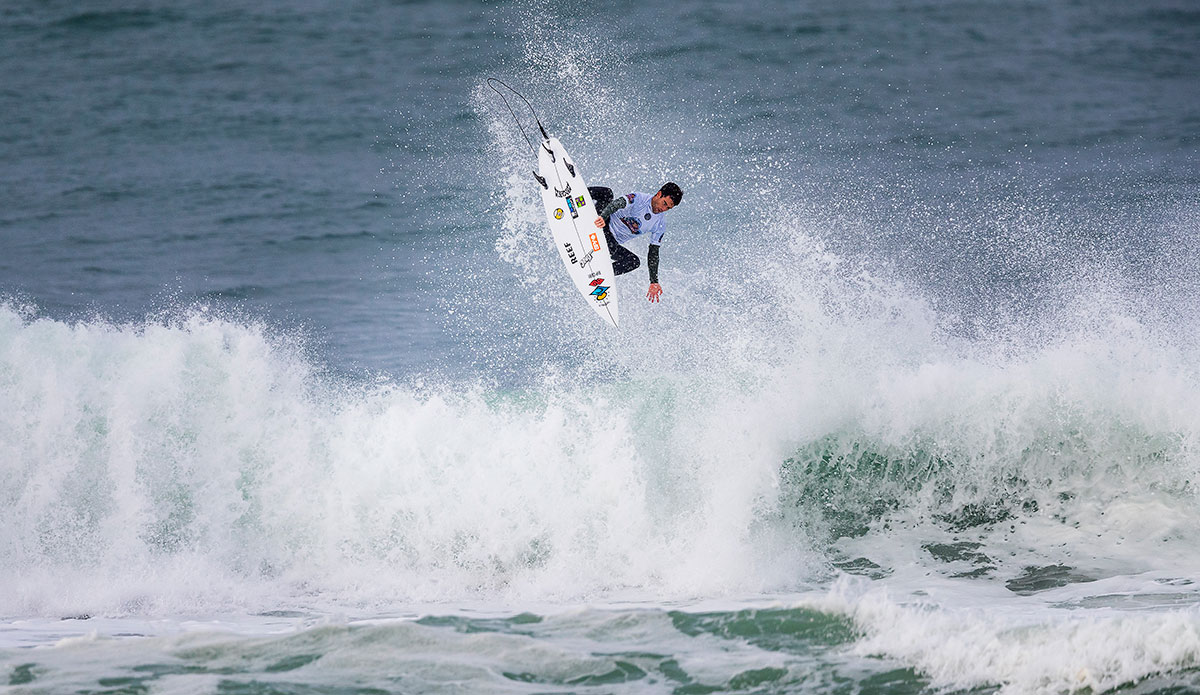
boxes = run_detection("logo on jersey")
[625,193,635,203]
[644,213,651,220]
[554,208,563,220]
[589,233,601,251]
[620,216,641,233]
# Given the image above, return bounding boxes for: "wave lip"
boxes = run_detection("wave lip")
[0,302,822,615]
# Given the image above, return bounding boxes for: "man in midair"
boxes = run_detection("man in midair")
[590,182,682,303]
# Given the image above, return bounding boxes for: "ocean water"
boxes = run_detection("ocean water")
[2,0,1200,693]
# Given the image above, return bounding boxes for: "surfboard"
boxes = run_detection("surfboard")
[536,137,618,327]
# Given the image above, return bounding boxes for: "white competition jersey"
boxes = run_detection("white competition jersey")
[609,191,667,245]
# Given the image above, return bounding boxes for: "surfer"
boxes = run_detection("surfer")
[590,183,682,303]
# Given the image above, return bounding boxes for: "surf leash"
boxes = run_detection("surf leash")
[485,77,551,155]
[487,76,556,188]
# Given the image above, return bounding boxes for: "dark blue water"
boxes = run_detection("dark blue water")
[3,0,1196,374]
[3,2,1200,693]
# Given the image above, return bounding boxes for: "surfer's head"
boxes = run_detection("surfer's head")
[652,182,683,213]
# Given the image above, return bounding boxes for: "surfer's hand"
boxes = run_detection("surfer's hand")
[593,217,604,228]
[647,283,662,303]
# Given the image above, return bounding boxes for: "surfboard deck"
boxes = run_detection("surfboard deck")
[536,137,618,327]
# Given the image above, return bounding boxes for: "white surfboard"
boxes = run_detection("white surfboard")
[536,137,618,327]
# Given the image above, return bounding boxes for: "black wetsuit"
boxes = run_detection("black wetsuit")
[588,186,660,282]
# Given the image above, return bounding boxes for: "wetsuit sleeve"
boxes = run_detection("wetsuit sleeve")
[647,244,660,284]
[599,196,627,220]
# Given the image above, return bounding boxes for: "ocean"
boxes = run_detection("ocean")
[2,0,1199,693]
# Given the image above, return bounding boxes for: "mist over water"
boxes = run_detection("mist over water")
[2,0,1200,693]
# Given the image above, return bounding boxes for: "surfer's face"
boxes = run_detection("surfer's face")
[651,192,676,214]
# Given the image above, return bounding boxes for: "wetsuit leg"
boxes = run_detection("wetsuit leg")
[604,227,641,276]
[588,186,613,212]
[589,186,639,275]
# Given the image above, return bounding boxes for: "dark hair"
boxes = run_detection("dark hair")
[658,182,683,206]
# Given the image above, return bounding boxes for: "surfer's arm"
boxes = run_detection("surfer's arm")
[598,197,626,220]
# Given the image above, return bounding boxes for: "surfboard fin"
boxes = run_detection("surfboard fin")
[541,141,555,162]
[533,170,547,189]
[565,160,576,177]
